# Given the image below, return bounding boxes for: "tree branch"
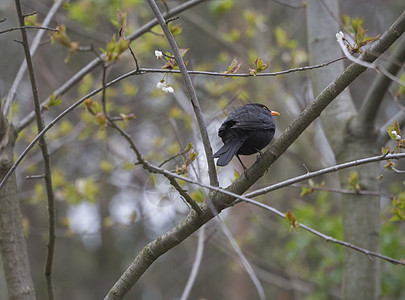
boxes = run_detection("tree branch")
[14,0,56,299]
[0,25,58,34]
[147,0,219,187]
[179,226,205,300]
[290,183,394,199]
[135,56,345,77]
[242,153,402,199]
[357,37,405,127]
[241,197,405,266]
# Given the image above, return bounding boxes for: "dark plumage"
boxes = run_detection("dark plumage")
[212,103,279,168]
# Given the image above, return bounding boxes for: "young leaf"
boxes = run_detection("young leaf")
[285,210,300,231]
[223,57,241,74]
[248,58,270,75]
[347,171,360,191]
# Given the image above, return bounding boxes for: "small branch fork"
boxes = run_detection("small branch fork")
[109,120,202,214]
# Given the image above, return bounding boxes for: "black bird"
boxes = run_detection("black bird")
[213,103,279,169]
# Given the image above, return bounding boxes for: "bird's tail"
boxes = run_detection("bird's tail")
[212,140,244,166]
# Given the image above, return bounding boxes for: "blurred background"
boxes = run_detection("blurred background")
[1,0,405,299]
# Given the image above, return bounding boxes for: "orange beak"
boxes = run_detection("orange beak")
[271,111,280,116]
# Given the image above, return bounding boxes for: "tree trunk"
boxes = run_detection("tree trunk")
[306,0,380,299]
[337,131,381,300]
[0,117,36,299]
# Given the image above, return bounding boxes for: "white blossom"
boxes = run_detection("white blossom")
[163,86,174,93]
[336,31,345,41]
[156,81,165,89]
[391,130,401,140]
[156,80,174,93]
[155,50,163,59]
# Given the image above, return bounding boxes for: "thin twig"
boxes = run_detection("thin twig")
[22,11,37,18]
[214,213,266,300]
[242,153,399,200]
[159,145,192,167]
[391,166,405,174]
[180,226,205,300]
[14,1,56,299]
[25,174,45,180]
[167,175,201,213]
[241,197,405,266]
[138,57,345,77]
[0,25,58,34]
[128,45,140,71]
[290,183,395,199]
[147,0,219,188]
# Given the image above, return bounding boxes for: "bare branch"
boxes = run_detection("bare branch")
[14,1,56,298]
[180,226,205,300]
[136,57,345,77]
[215,214,265,300]
[0,25,58,34]
[147,0,219,187]
[241,197,405,266]
[242,153,401,199]
[290,183,394,199]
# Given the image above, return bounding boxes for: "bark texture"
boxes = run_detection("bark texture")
[0,117,36,300]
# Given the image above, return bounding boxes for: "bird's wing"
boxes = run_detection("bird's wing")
[230,112,275,131]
